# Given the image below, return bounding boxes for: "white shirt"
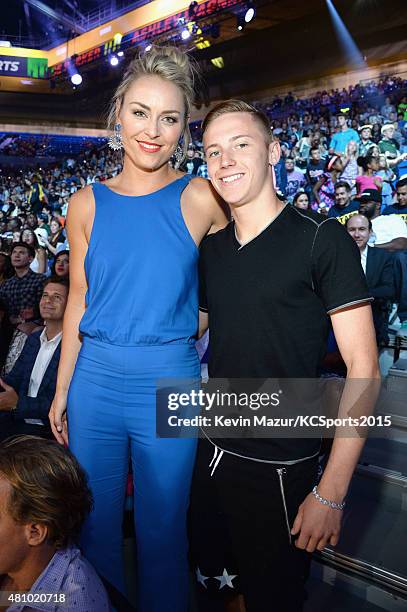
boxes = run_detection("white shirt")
[360,245,368,274]
[28,329,62,398]
[370,215,407,245]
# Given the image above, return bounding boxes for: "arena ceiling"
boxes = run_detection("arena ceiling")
[1,0,407,128]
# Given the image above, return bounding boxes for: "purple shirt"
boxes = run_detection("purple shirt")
[5,546,111,612]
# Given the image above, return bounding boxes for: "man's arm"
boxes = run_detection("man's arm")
[292,304,380,552]
[374,238,407,251]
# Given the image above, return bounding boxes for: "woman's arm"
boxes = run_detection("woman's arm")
[44,239,58,256]
[49,186,94,444]
[313,177,325,205]
[36,247,47,274]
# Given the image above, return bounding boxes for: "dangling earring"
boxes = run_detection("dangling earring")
[108,123,123,150]
[173,143,183,167]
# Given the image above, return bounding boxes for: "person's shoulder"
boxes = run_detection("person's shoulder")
[200,221,232,250]
[61,547,110,608]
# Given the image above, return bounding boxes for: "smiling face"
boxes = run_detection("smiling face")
[118,75,185,171]
[203,112,279,208]
[346,214,371,250]
[40,282,68,322]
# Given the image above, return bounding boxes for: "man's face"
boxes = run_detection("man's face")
[204,112,278,208]
[358,199,378,219]
[285,159,294,172]
[40,283,68,321]
[338,115,346,127]
[0,477,29,575]
[310,149,320,162]
[347,215,371,250]
[11,246,32,269]
[397,185,407,208]
[335,187,350,208]
[361,128,371,141]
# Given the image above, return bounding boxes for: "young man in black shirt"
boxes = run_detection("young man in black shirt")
[189,100,380,612]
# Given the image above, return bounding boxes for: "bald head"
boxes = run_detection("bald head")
[346,214,372,251]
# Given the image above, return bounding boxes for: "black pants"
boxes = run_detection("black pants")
[188,439,318,612]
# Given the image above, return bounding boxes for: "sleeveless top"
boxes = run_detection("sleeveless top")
[79,176,199,346]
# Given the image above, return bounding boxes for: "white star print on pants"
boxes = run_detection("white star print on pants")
[215,568,238,589]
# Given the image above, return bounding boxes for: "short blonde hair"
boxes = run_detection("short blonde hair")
[202,100,273,144]
[107,45,197,164]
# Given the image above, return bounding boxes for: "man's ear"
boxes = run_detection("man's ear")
[269,140,281,166]
[24,522,48,547]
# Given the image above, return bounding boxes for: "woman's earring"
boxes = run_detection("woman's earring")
[108,123,123,151]
[173,144,183,167]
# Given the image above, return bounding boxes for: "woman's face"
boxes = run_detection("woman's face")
[22,229,34,245]
[12,232,21,243]
[50,220,60,234]
[55,254,69,277]
[294,193,309,210]
[119,75,185,172]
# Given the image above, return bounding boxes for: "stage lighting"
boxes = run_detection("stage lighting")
[181,28,191,41]
[71,72,82,86]
[245,6,256,23]
[237,15,245,30]
[118,51,124,57]
[145,43,152,52]
[109,55,119,66]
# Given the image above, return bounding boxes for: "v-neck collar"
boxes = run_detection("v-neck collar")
[233,204,288,251]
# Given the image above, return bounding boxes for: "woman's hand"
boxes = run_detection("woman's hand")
[49,392,69,445]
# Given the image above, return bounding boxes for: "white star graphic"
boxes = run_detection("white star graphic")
[196,567,209,589]
[215,568,237,589]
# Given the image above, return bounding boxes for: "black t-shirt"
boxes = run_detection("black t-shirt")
[306,160,325,185]
[199,204,371,461]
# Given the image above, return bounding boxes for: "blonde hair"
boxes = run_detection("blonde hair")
[202,99,274,144]
[107,45,197,164]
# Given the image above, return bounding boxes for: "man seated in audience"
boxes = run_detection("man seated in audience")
[0,277,68,442]
[383,176,407,223]
[358,189,407,251]
[0,435,111,610]
[0,242,45,331]
[328,181,359,224]
[346,214,395,345]
[358,190,407,338]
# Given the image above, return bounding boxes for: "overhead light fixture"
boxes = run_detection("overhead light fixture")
[181,28,191,41]
[71,72,82,86]
[117,51,124,57]
[145,43,152,52]
[237,15,245,30]
[245,8,255,22]
[109,55,119,66]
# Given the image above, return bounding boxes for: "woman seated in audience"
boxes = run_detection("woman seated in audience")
[293,190,311,210]
[21,228,47,274]
[43,218,65,256]
[51,249,70,279]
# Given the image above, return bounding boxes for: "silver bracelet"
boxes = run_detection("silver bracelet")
[312,485,345,511]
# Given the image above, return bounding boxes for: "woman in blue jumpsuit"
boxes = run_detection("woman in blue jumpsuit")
[49,47,226,612]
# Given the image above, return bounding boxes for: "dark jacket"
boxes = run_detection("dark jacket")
[365,246,395,301]
[4,329,61,423]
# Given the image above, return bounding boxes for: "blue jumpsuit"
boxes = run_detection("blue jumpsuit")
[67,177,200,611]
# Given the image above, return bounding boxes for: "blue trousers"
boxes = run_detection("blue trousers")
[67,338,200,612]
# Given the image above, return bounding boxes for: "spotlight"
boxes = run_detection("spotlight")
[71,72,82,86]
[245,5,256,23]
[237,15,245,30]
[181,28,191,41]
[145,42,152,52]
[117,51,124,57]
[109,55,119,66]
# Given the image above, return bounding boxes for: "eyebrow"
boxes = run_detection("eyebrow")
[129,101,181,114]
[205,134,253,150]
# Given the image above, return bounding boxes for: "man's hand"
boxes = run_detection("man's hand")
[291,492,342,552]
[0,378,18,411]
